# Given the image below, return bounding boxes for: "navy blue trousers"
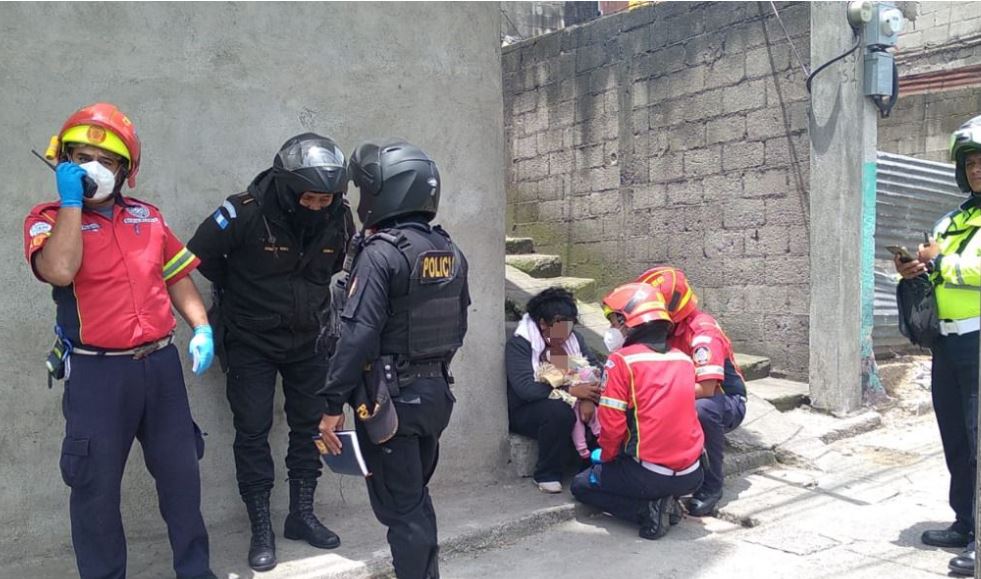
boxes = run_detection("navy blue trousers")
[571,457,703,525]
[695,392,746,496]
[61,345,210,579]
[930,331,979,534]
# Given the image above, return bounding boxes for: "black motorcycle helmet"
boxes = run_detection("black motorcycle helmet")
[271,133,348,213]
[349,138,440,228]
[951,115,981,194]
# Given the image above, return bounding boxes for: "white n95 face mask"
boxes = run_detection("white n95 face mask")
[603,327,625,353]
[79,161,118,202]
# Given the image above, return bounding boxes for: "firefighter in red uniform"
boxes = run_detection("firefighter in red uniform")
[637,266,747,517]
[570,283,704,540]
[23,103,216,579]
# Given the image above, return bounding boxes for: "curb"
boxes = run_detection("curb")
[364,502,579,578]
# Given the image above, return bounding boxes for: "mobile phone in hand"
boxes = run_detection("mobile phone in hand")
[886,245,915,263]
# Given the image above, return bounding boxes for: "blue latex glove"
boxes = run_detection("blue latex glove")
[188,325,214,375]
[590,448,603,465]
[55,162,87,208]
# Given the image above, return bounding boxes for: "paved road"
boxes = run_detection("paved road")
[443,412,961,578]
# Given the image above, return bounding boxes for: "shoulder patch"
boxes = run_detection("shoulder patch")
[693,345,711,365]
[29,222,52,237]
[604,358,615,369]
[213,210,230,230]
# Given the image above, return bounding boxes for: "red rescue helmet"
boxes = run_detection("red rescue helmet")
[47,103,142,189]
[602,282,671,328]
[636,266,698,323]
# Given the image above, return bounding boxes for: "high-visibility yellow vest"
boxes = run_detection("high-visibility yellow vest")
[933,201,981,320]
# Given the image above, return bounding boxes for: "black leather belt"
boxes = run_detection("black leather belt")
[397,360,448,385]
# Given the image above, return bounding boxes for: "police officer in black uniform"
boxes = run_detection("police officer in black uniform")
[317,139,469,579]
[188,133,353,571]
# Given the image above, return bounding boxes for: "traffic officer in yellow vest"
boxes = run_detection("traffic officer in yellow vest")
[896,115,981,577]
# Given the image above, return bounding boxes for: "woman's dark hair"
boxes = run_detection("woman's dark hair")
[624,320,672,353]
[526,287,579,325]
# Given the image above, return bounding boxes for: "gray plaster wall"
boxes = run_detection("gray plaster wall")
[0,2,505,562]
[503,1,811,379]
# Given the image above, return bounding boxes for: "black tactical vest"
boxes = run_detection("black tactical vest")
[373,224,467,361]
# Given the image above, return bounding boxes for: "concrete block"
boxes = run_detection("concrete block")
[666,179,704,206]
[505,237,536,255]
[684,36,724,66]
[650,152,685,181]
[514,134,539,160]
[667,121,707,152]
[723,141,765,171]
[704,230,745,258]
[505,254,563,278]
[742,168,789,198]
[684,146,723,178]
[726,393,803,452]
[707,53,747,89]
[734,353,772,381]
[745,226,790,256]
[724,449,777,476]
[748,377,810,411]
[723,79,768,114]
[723,198,765,229]
[508,433,538,478]
[706,115,747,144]
[764,194,807,226]
[703,172,744,200]
[631,182,667,209]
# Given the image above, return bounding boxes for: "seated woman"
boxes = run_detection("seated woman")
[507,287,602,493]
[571,283,705,540]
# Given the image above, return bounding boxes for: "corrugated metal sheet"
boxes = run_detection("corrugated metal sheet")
[873,152,963,355]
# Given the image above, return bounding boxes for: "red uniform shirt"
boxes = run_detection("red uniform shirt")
[24,198,199,349]
[597,343,704,469]
[668,310,747,397]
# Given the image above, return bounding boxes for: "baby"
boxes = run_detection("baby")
[536,355,602,458]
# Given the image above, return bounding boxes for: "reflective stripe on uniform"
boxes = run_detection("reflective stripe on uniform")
[163,248,195,281]
[599,396,628,411]
[695,365,725,377]
[621,351,692,364]
[691,335,712,346]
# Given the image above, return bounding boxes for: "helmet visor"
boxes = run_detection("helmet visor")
[277,140,345,172]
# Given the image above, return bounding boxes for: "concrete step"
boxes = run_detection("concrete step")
[505,254,563,278]
[505,237,536,255]
[747,377,809,411]
[505,265,599,305]
[734,353,771,381]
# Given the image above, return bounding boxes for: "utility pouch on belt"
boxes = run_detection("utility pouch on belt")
[354,355,399,444]
[45,333,71,389]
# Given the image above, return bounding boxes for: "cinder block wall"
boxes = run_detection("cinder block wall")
[879,2,981,162]
[503,1,811,378]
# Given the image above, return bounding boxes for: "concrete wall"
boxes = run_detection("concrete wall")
[0,2,504,562]
[879,88,981,162]
[878,2,981,162]
[896,1,981,75]
[501,1,566,44]
[503,1,811,378]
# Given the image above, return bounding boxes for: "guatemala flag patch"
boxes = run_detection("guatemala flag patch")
[213,210,229,230]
